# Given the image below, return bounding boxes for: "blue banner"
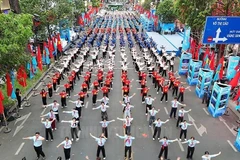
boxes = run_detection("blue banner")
[10,71,16,99]
[32,56,37,74]
[59,19,70,42]
[178,52,192,75]
[227,56,240,79]
[44,47,51,65]
[182,27,191,51]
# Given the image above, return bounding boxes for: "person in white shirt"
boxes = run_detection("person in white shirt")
[116,133,135,160]
[41,118,54,141]
[170,97,186,119]
[117,116,133,135]
[46,100,60,122]
[100,119,115,138]
[63,109,81,130]
[97,96,109,105]
[170,59,174,71]
[158,137,178,160]
[90,133,107,160]
[153,118,169,140]
[40,109,58,130]
[120,101,134,118]
[61,118,79,141]
[148,107,160,127]
[179,120,193,141]
[92,102,109,120]
[202,151,221,160]
[182,137,200,159]
[145,95,156,115]
[176,107,191,127]
[57,136,72,160]
[69,98,83,118]
[123,93,136,104]
[162,63,168,77]
[23,132,46,160]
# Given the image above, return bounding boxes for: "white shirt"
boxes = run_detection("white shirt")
[171,101,180,108]
[178,109,189,117]
[202,154,220,160]
[75,101,83,108]
[117,135,135,147]
[45,112,57,119]
[153,121,167,127]
[42,121,52,129]
[64,110,79,119]
[99,97,109,105]
[122,104,134,112]
[60,140,72,149]
[100,121,111,128]
[123,118,133,126]
[48,103,60,112]
[179,122,192,130]
[96,104,109,112]
[159,139,174,146]
[95,138,106,146]
[148,109,158,116]
[29,136,44,147]
[145,97,155,105]
[185,139,200,147]
[123,96,133,103]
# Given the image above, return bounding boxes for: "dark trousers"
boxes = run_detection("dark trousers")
[177,92,184,102]
[42,97,47,105]
[124,146,132,158]
[76,107,82,117]
[48,88,53,97]
[71,128,78,139]
[102,127,108,138]
[17,97,21,108]
[53,83,57,91]
[45,128,53,140]
[149,116,155,126]
[162,70,167,77]
[125,126,131,135]
[158,146,168,159]
[180,129,187,139]
[187,146,195,159]
[170,107,177,118]
[160,92,168,101]
[172,86,178,96]
[176,116,183,127]
[103,93,108,97]
[55,113,60,122]
[92,95,97,104]
[76,118,81,130]
[70,81,74,90]
[97,145,106,158]
[66,88,71,96]
[153,127,161,139]
[146,104,152,113]
[142,93,147,102]
[61,98,67,107]
[64,148,71,160]
[170,65,174,71]
[34,145,45,158]
[202,93,208,104]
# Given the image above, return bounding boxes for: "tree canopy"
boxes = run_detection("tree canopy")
[0,13,33,76]
[91,0,100,7]
[157,0,176,23]
[142,0,151,10]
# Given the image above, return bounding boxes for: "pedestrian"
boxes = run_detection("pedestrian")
[160,83,170,103]
[22,132,46,160]
[41,118,54,141]
[63,82,71,97]
[169,97,186,119]
[35,89,48,108]
[90,133,107,160]
[158,137,178,160]
[202,151,221,160]
[100,119,115,138]
[75,91,86,104]
[97,96,109,105]
[177,85,191,102]
[91,88,98,105]
[57,136,72,160]
[101,85,110,97]
[46,81,53,98]
[15,88,23,110]
[40,109,58,130]
[116,133,135,160]
[69,98,83,118]
[120,101,134,118]
[61,118,79,141]
[56,90,68,108]
[147,107,160,127]
[63,109,81,130]
[123,93,136,104]
[176,107,191,127]
[122,85,130,96]
[52,75,58,92]
[202,88,209,104]
[172,79,181,97]
[153,118,169,140]
[179,120,193,141]
[92,102,109,120]
[144,95,156,115]
[117,116,133,135]
[182,137,200,159]
[46,100,60,122]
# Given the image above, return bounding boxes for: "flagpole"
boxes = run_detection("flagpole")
[2,112,11,133]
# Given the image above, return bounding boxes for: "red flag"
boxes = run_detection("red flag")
[48,38,54,58]
[219,56,224,79]
[17,66,27,87]
[37,45,43,71]
[229,71,240,88]
[5,73,12,97]
[57,33,63,52]
[0,90,4,114]
[27,44,34,56]
[233,89,240,101]
[190,40,196,57]
[78,16,84,26]
[209,54,215,70]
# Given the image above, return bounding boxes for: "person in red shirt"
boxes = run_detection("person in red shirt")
[93,79,100,90]
[138,71,143,81]
[55,72,61,85]
[121,73,127,86]
[123,79,133,88]
[142,72,147,80]
[122,85,130,96]
[161,83,170,102]
[71,70,76,83]
[75,91,86,104]
[105,78,112,92]
[97,72,104,87]
[36,89,48,108]
[155,74,161,89]
[101,85,109,97]
[172,79,182,97]
[46,81,53,98]
[138,87,149,103]
[177,85,191,102]
[64,82,72,97]
[83,74,90,90]
[52,75,58,92]
[57,90,68,108]
[152,70,157,84]
[68,74,74,91]
[169,75,175,90]
[91,89,99,105]
[157,77,166,94]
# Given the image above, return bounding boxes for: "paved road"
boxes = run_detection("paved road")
[0,15,239,160]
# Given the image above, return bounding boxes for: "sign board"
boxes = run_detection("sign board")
[202,16,240,44]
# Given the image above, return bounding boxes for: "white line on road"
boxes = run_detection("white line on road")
[164,107,169,115]
[227,140,238,152]
[151,126,154,136]
[177,140,185,152]
[27,91,34,99]
[219,117,237,136]
[202,108,209,115]
[41,108,47,115]
[85,101,89,108]
[15,142,25,155]
[0,126,4,132]
[35,82,42,89]
[56,87,60,92]
[78,130,81,137]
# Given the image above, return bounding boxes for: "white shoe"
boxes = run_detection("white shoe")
[179,138,181,141]
[142,101,145,104]
[158,138,160,140]
[160,101,162,103]
[145,113,148,116]
[149,125,151,127]
[46,140,48,141]
[76,138,79,141]
[103,158,106,160]
[166,101,168,102]
[185,139,187,141]
[153,138,155,141]
[157,92,159,94]
[71,138,74,141]
[19,107,23,110]
[54,128,57,130]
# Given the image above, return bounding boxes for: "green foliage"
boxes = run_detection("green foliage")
[92,0,100,7]
[142,0,151,10]
[0,13,33,77]
[0,68,46,108]
[157,0,176,23]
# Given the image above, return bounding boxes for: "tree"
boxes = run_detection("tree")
[142,0,151,10]
[92,0,100,7]
[0,13,33,76]
[9,0,21,13]
[156,0,176,23]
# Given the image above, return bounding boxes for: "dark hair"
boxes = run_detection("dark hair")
[35,132,40,135]
[205,151,209,154]
[54,100,57,102]
[57,157,62,160]
[65,136,69,140]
